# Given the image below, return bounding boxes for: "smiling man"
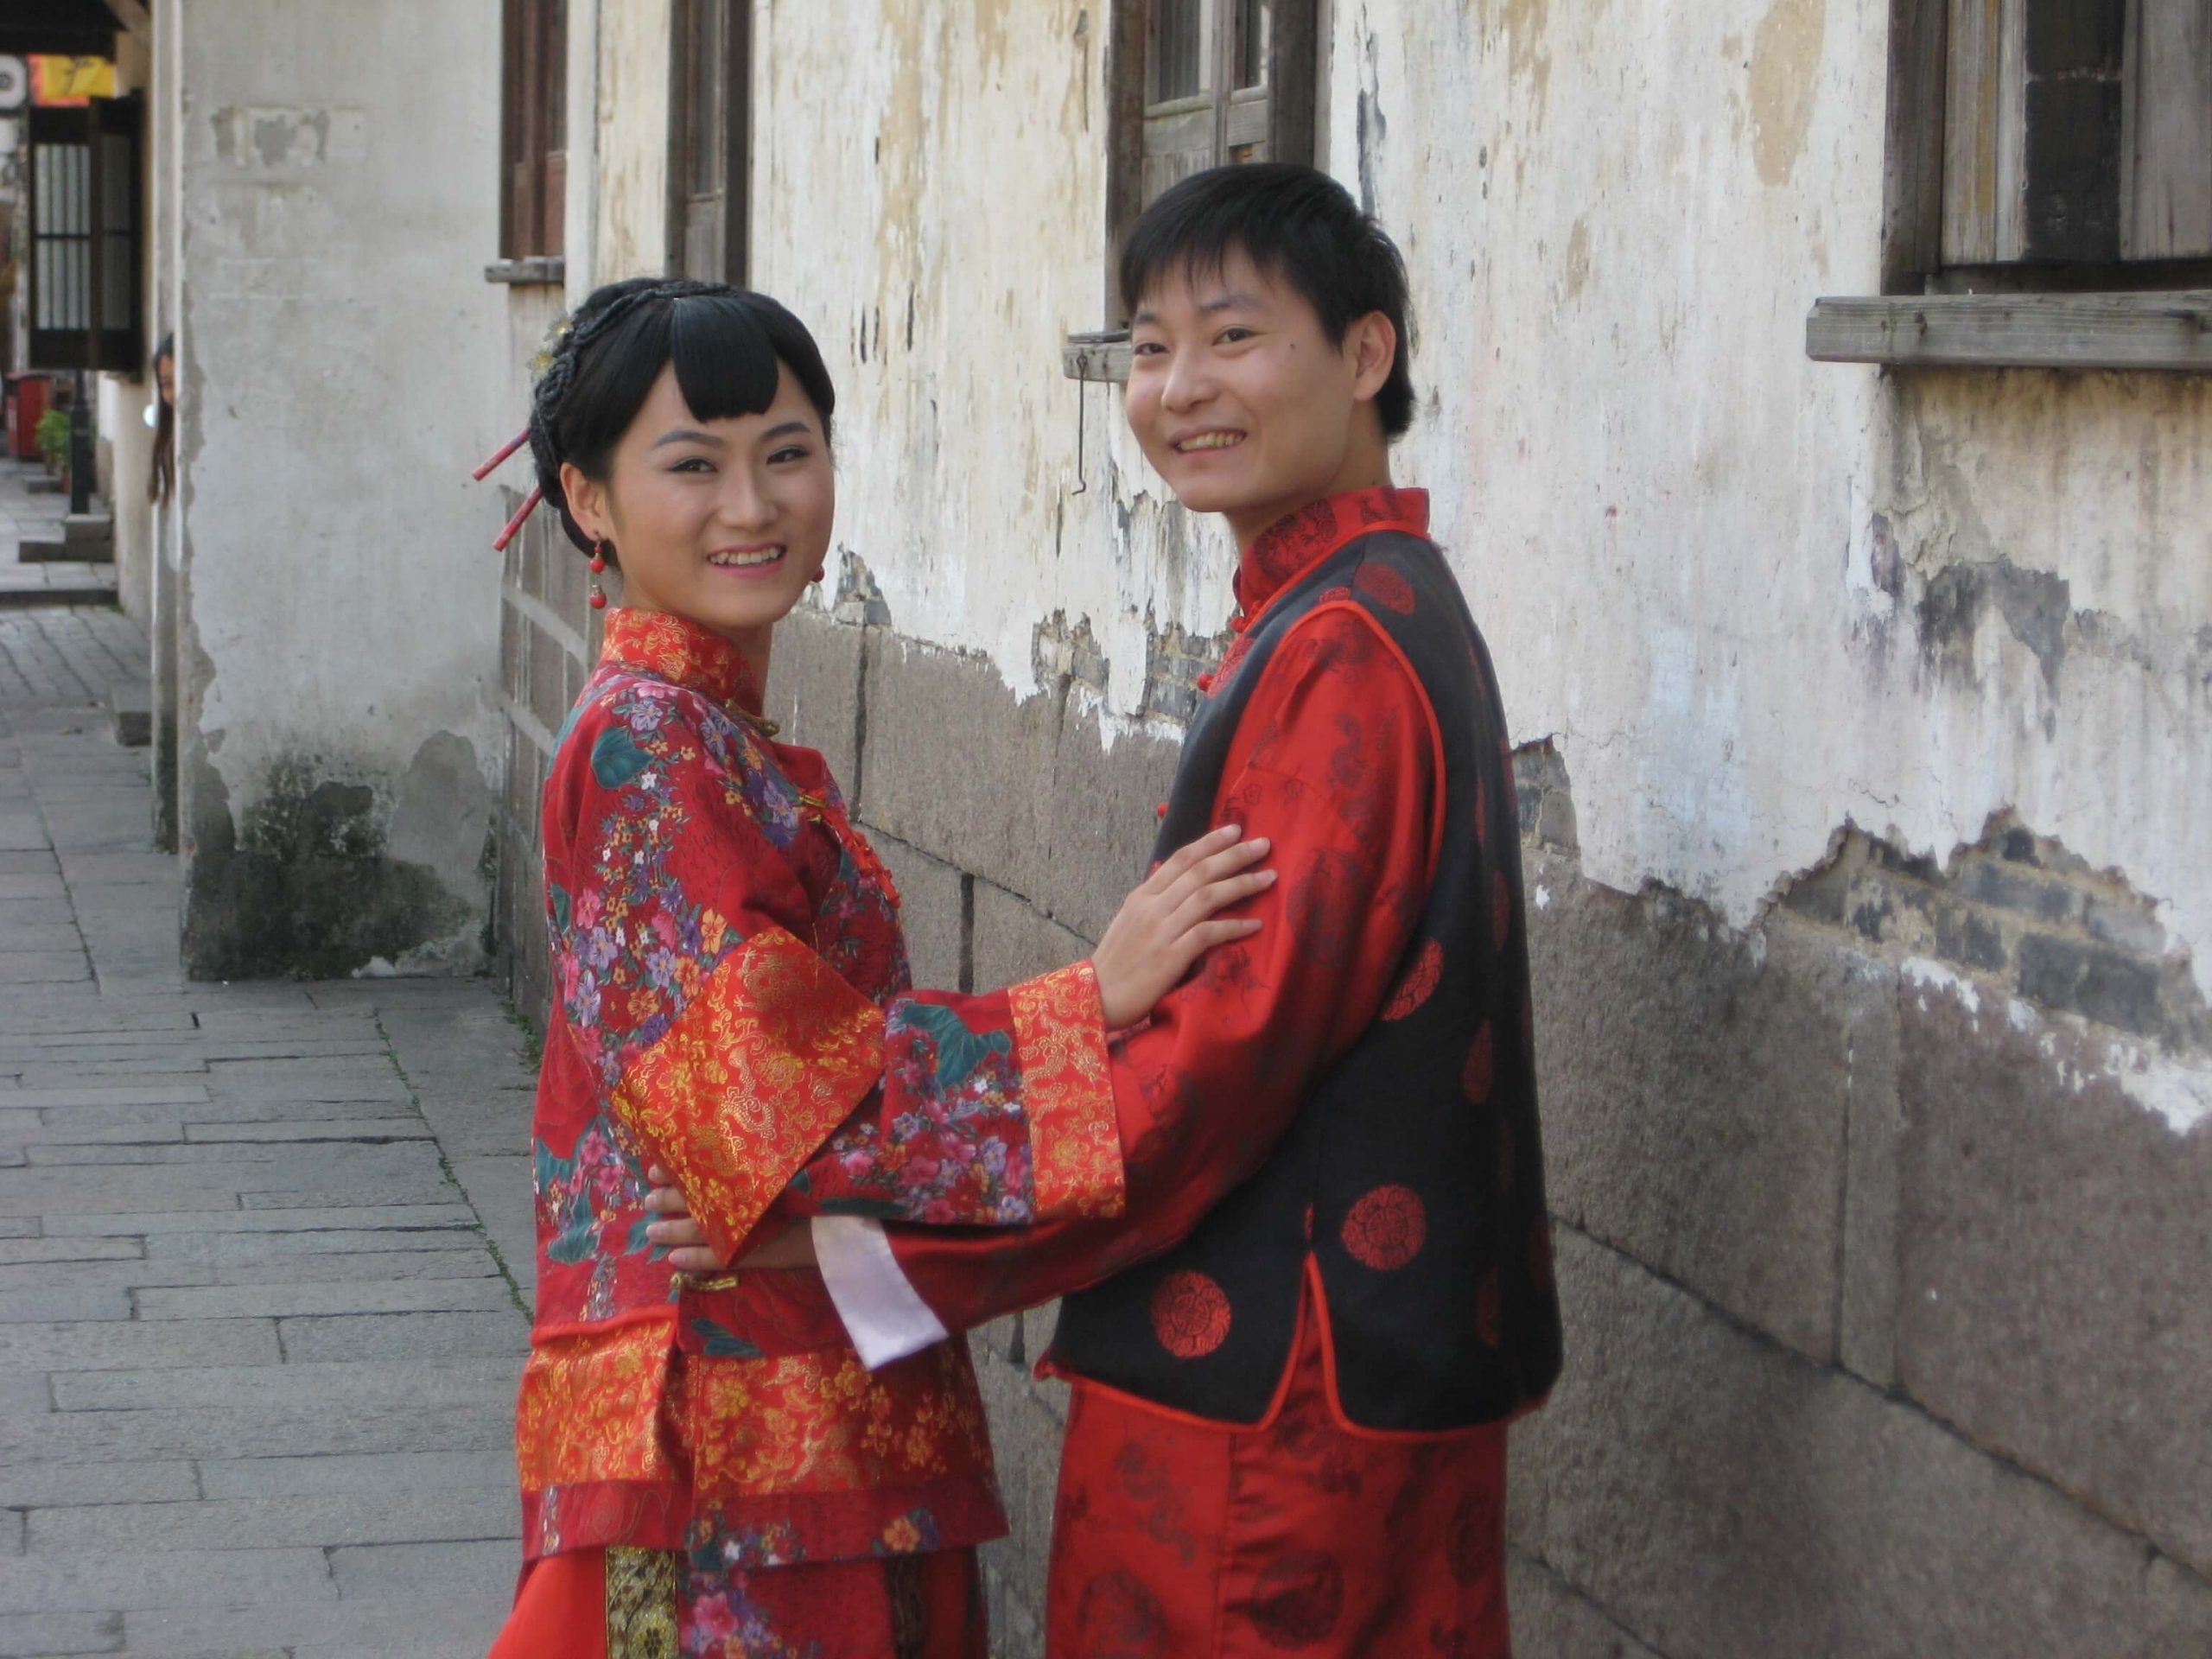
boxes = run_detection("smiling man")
[652,163,1563,1656]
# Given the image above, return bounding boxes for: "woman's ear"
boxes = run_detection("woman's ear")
[559,461,609,544]
[1349,311,1397,404]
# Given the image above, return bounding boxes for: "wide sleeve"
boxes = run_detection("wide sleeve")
[547,683,1121,1265]
[814,602,1440,1362]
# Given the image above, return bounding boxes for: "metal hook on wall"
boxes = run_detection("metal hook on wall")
[1069,378,1090,496]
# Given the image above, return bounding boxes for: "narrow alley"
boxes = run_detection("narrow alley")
[1,466,533,1657]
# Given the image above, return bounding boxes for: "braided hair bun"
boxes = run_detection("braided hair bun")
[526,278,837,556]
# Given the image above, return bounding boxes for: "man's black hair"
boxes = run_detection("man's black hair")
[530,278,836,556]
[1118,162,1416,440]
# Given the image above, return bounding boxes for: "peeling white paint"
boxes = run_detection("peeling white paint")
[2107,1049,2212,1136]
[1903,956,1983,1016]
[719,0,2203,1008]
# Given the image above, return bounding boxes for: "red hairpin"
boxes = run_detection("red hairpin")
[493,486,543,553]
[472,426,531,481]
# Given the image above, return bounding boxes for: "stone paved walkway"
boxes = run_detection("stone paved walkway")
[0,461,112,612]
[0,611,537,1657]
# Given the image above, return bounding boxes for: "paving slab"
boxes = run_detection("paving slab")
[199,1446,516,1500]
[26,1486,519,1553]
[0,620,532,1654]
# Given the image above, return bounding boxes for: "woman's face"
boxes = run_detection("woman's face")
[563,361,833,643]
[156,354,175,408]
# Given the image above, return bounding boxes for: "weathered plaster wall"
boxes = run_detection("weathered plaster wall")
[174,0,507,978]
[515,2,2211,1652]
[1332,0,2210,1003]
[594,0,672,284]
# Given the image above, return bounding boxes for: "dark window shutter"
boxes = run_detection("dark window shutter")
[27,96,142,374]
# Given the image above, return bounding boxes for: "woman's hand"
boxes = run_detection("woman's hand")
[1090,823,1274,1030]
[643,1166,817,1272]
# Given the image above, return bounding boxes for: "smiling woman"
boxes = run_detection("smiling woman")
[489,278,1276,1658]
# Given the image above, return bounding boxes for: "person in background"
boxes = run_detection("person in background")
[147,334,175,508]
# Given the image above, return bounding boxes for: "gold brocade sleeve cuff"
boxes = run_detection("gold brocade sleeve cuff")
[610,928,887,1259]
[1007,959,1126,1221]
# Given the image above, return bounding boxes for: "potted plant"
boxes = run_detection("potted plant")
[34,410,72,485]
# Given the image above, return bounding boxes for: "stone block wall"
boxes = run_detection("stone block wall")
[766,604,2212,1658]
[499,595,2211,1657]
[493,487,598,1024]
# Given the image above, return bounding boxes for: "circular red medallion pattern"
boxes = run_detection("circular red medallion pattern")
[1352,563,1417,614]
[1381,939,1444,1021]
[1247,1549,1345,1648]
[1341,1185,1427,1271]
[1076,1570,1168,1659]
[1149,1270,1232,1359]
[1462,1021,1494,1104]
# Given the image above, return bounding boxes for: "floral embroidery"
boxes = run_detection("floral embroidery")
[606,1546,681,1659]
[611,930,887,1257]
[521,608,1126,1580]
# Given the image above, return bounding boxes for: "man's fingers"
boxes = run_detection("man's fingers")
[642,1186,689,1217]
[667,1245,725,1273]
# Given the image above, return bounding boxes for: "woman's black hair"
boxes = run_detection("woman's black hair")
[148,334,175,509]
[1118,162,1417,440]
[527,278,836,556]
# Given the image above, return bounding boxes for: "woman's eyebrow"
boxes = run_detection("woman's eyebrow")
[760,420,813,442]
[650,427,725,449]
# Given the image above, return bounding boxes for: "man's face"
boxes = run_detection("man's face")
[1124,249,1369,545]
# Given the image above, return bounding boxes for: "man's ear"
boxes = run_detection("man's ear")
[560,461,608,544]
[1347,311,1397,404]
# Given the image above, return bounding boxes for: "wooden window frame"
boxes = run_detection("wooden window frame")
[1809,0,2212,371]
[25,94,143,375]
[666,0,751,285]
[1071,0,1319,383]
[491,0,567,284]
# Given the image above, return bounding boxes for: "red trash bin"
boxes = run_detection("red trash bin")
[6,375,53,462]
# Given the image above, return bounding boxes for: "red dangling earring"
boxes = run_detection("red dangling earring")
[588,539,608,609]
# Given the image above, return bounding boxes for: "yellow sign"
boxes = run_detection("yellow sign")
[31,57,115,107]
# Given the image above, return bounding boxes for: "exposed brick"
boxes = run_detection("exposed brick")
[1931,900,2007,972]
[2016,932,2163,1034]
[1954,858,2085,926]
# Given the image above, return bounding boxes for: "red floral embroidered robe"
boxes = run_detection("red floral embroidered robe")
[800,489,1522,1656]
[513,608,1122,1580]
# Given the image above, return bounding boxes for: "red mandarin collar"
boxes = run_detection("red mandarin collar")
[598,608,767,721]
[1233,486,1432,629]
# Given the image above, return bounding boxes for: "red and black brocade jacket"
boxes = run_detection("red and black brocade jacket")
[515,608,1122,1572]
[807,487,1557,1425]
